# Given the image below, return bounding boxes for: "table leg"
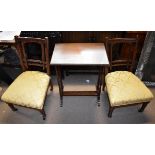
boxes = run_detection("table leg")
[102,67,108,91]
[96,66,103,106]
[55,65,64,107]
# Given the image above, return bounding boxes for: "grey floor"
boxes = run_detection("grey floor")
[0,68,155,124]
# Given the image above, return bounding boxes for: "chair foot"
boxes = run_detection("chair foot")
[108,106,114,117]
[39,109,46,120]
[138,102,149,112]
[8,104,18,111]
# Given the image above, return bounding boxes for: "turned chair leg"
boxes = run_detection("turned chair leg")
[138,102,149,112]
[39,109,46,120]
[7,103,18,111]
[108,106,114,117]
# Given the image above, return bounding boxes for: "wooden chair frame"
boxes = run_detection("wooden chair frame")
[4,36,53,120]
[104,37,150,117]
[105,37,138,72]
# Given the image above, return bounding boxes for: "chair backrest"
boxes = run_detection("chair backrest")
[105,37,138,72]
[15,36,51,75]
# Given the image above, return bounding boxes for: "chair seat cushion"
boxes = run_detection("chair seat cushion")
[1,71,50,109]
[105,71,154,107]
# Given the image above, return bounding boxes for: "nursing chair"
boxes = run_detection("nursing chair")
[104,37,154,117]
[1,36,53,120]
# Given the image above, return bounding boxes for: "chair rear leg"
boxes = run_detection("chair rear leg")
[7,103,18,111]
[108,106,114,117]
[138,102,149,112]
[39,109,46,120]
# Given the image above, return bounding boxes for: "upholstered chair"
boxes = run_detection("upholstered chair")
[1,36,53,120]
[104,37,154,117]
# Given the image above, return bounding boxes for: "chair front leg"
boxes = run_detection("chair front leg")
[7,103,18,111]
[108,106,115,118]
[39,109,46,120]
[138,102,149,112]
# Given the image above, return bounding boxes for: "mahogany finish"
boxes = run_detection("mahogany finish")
[5,36,53,120]
[51,43,109,106]
[51,43,109,65]
[105,37,138,72]
[104,37,150,117]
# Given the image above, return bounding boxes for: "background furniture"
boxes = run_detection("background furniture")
[51,43,109,106]
[1,36,52,120]
[104,37,154,117]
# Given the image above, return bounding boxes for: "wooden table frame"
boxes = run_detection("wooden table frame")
[51,43,109,107]
[55,65,107,107]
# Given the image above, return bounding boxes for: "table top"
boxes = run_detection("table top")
[0,31,21,44]
[50,43,109,66]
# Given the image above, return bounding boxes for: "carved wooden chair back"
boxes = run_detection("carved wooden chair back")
[105,37,138,72]
[15,36,51,76]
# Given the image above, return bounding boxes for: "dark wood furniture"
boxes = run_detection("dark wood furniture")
[104,37,153,117]
[105,37,138,72]
[15,36,53,91]
[20,31,146,76]
[1,36,53,120]
[103,37,139,91]
[61,31,124,43]
[60,32,125,75]
[51,43,109,106]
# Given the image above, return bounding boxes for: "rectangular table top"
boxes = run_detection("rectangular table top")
[0,31,21,44]
[50,43,109,66]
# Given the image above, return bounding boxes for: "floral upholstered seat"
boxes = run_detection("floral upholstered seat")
[1,71,50,110]
[105,71,154,107]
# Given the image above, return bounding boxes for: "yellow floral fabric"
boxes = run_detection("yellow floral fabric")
[1,71,50,109]
[105,71,154,107]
